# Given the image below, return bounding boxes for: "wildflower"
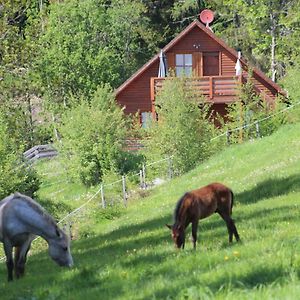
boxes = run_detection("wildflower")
[224,255,229,261]
[233,251,240,257]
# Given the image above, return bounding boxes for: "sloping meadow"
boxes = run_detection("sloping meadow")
[1,123,300,299]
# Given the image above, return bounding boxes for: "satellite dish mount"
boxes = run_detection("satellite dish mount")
[199,9,214,31]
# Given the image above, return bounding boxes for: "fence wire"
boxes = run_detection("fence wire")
[1,99,298,263]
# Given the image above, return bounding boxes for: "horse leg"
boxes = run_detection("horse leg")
[191,220,199,250]
[3,239,14,281]
[15,238,32,278]
[229,218,240,242]
[14,247,21,278]
[218,212,240,243]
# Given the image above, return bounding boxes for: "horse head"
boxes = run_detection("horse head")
[166,224,185,249]
[48,226,73,268]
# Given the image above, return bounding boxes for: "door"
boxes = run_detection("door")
[203,52,220,76]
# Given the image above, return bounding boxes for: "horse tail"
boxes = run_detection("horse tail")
[230,189,234,215]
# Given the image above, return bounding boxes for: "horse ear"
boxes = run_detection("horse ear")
[165,224,172,230]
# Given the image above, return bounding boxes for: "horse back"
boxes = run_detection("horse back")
[191,183,233,218]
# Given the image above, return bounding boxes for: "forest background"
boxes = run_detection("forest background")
[0,0,300,197]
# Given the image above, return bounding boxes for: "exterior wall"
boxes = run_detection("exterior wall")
[116,62,158,115]
[116,24,280,120]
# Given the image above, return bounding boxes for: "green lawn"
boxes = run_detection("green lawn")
[1,122,300,299]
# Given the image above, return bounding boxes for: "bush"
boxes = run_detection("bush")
[225,75,288,143]
[0,113,40,199]
[281,64,300,123]
[143,76,218,175]
[58,85,132,186]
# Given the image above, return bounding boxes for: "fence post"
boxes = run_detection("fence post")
[226,130,230,145]
[142,164,146,189]
[139,169,144,189]
[140,164,146,189]
[122,175,127,207]
[100,184,106,209]
[168,157,173,179]
[255,121,260,138]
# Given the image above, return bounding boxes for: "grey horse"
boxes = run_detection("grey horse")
[0,193,73,281]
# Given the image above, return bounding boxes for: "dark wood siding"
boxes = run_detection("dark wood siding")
[116,23,281,118]
[221,52,236,76]
[116,61,159,114]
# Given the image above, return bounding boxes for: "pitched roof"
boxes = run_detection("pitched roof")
[115,19,284,96]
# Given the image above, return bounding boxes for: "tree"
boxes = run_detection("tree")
[143,77,217,174]
[0,113,40,199]
[58,85,129,186]
[0,0,49,148]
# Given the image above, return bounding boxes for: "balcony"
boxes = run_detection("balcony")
[150,75,241,105]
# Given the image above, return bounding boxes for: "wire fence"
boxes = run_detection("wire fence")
[211,100,300,142]
[1,99,298,263]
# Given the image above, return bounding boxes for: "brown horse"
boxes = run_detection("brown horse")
[166,182,240,249]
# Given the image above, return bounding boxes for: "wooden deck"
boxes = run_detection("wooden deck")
[150,75,275,112]
[150,76,241,105]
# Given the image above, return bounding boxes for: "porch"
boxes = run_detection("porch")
[150,75,241,108]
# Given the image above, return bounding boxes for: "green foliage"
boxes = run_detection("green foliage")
[143,77,218,174]
[225,77,287,143]
[282,63,300,102]
[0,113,40,199]
[1,122,300,299]
[58,85,129,186]
[34,0,158,111]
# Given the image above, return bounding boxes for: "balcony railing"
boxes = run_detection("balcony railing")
[150,75,241,103]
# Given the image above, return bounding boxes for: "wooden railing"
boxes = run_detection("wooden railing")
[23,144,58,162]
[150,75,240,102]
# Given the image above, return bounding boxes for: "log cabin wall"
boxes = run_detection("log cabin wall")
[116,20,283,124]
[116,62,158,115]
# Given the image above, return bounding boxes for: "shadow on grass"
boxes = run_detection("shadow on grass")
[236,174,300,204]
[2,174,300,299]
[150,264,289,299]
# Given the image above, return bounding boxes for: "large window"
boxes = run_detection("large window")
[175,54,192,77]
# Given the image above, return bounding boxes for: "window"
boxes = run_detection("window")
[175,54,192,77]
[141,112,152,128]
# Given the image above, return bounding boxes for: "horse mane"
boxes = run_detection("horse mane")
[13,192,57,227]
[174,192,188,222]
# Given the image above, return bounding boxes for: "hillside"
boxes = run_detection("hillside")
[1,122,300,299]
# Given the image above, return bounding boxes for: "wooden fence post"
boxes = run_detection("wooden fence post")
[142,164,146,189]
[100,184,106,209]
[140,164,146,189]
[226,130,230,145]
[168,157,173,179]
[139,170,144,189]
[122,175,127,207]
[255,121,260,138]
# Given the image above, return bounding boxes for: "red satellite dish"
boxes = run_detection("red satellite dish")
[199,9,214,26]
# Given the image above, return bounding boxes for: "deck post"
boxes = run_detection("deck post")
[209,77,213,99]
[150,77,156,119]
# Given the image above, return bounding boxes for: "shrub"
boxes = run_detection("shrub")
[58,85,131,186]
[225,75,287,143]
[0,113,40,199]
[143,76,218,175]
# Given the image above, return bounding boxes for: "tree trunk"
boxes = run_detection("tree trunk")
[270,13,277,82]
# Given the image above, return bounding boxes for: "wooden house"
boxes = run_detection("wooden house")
[115,19,284,127]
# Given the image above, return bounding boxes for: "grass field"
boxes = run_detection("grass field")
[0,122,300,299]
